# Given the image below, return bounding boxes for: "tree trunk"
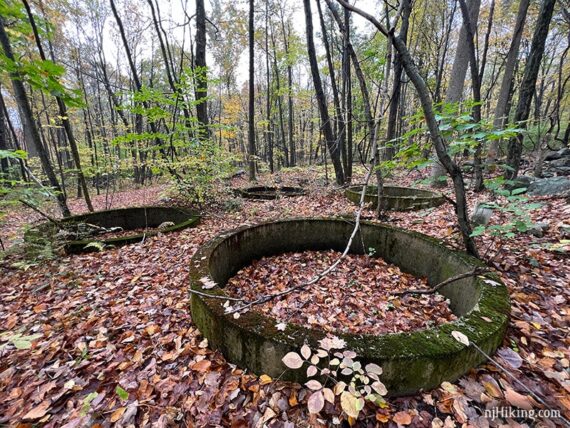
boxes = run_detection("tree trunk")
[281,20,296,167]
[265,2,273,173]
[431,0,481,186]
[22,0,94,212]
[505,0,556,180]
[195,0,209,136]
[343,7,353,181]
[316,0,343,147]
[488,0,530,164]
[305,0,345,185]
[0,87,8,177]
[248,0,256,181]
[478,0,495,84]
[0,16,70,216]
[384,0,411,161]
[458,0,484,191]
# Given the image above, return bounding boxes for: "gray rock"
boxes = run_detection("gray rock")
[546,166,570,176]
[506,175,535,193]
[472,203,493,226]
[549,157,570,168]
[527,222,549,238]
[544,147,570,161]
[528,177,570,196]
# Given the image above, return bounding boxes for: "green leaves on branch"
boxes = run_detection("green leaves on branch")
[0,55,83,107]
[0,149,27,160]
[470,176,542,239]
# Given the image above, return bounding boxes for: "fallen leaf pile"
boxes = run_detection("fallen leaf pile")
[226,250,457,334]
[1,166,569,426]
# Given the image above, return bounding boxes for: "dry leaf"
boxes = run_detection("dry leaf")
[22,401,50,420]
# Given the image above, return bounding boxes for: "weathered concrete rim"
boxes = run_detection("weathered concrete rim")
[236,186,306,200]
[189,218,510,395]
[345,185,445,211]
[31,206,200,254]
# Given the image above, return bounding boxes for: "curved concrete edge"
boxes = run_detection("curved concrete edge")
[345,186,445,211]
[189,218,510,396]
[30,207,200,254]
[236,186,306,200]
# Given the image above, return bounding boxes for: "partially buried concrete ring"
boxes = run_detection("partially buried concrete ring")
[345,185,445,211]
[236,186,306,200]
[28,206,200,254]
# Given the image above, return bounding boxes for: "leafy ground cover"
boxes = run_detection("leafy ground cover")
[225,250,456,335]
[0,167,569,427]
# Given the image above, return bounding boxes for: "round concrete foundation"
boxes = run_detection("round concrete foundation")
[190,218,510,395]
[29,206,200,254]
[345,185,445,211]
[236,186,306,200]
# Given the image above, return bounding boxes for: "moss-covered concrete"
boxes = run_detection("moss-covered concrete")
[189,218,510,396]
[345,185,445,211]
[236,186,306,200]
[30,206,200,254]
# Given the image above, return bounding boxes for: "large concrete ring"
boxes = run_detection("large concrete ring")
[236,186,306,200]
[345,185,445,211]
[29,206,200,254]
[190,218,509,395]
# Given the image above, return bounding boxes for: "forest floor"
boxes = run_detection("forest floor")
[0,166,569,427]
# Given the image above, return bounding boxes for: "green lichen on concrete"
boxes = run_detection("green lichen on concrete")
[29,206,200,254]
[189,218,510,395]
[345,185,445,211]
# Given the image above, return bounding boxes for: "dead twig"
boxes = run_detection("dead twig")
[393,266,492,296]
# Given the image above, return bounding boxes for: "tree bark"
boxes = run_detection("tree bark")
[488,0,530,164]
[280,18,296,167]
[265,1,273,172]
[0,16,70,216]
[195,0,209,136]
[305,0,345,185]
[505,0,556,180]
[431,0,481,186]
[248,0,256,181]
[316,0,343,147]
[384,0,411,161]
[22,0,94,212]
[457,0,484,191]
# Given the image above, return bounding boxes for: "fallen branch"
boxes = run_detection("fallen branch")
[189,288,244,301]
[19,199,62,227]
[393,266,492,296]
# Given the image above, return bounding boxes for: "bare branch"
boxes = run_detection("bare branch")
[393,267,491,296]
